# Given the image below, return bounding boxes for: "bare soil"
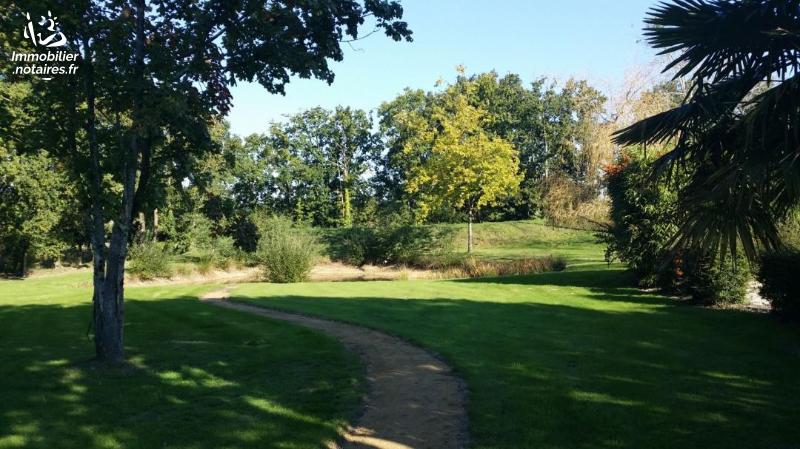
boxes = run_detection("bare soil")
[201,288,469,449]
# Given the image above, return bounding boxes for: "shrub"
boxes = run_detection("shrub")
[325,223,456,267]
[778,208,800,250]
[170,212,215,254]
[602,150,753,301]
[188,236,241,272]
[194,252,216,275]
[758,250,800,320]
[127,239,173,280]
[230,212,261,253]
[211,236,240,269]
[688,254,751,305]
[601,152,679,288]
[325,226,381,266]
[256,216,319,283]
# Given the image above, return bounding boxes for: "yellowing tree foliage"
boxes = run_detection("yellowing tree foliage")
[400,90,522,252]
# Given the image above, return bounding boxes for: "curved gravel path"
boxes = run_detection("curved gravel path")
[201,289,468,449]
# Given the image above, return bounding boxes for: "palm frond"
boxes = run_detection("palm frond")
[615,0,800,260]
[645,0,800,83]
[613,67,768,146]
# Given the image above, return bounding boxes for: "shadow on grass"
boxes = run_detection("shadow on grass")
[451,268,681,307]
[455,268,636,288]
[0,296,361,449]
[238,273,800,449]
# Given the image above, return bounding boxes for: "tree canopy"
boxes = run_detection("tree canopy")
[397,82,522,251]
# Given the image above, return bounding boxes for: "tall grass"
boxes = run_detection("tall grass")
[435,255,567,279]
[256,216,319,283]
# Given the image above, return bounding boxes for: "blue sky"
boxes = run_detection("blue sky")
[227,0,660,136]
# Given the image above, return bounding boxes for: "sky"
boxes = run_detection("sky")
[227,0,661,137]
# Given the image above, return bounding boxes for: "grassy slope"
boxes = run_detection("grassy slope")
[0,272,362,449]
[233,222,800,449]
[444,219,606,268]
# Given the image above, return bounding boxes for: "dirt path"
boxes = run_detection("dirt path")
[201,289,469,449]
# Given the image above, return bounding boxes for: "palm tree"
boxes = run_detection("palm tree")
[614,0,800,259]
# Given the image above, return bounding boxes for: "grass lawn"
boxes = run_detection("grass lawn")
[3,223,799,449]
[234,268,800,449]
[0,272,362,449]
[446,219,607,268]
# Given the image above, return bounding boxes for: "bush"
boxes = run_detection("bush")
[602,152,679,288]
[325,223,456,267]
[325,226,381,266]
[778,208,800,250]
[603,150,753,301]
[758,250,800,320]
[256,216,319,283]
[188,236,241,272]
[688,254,751,305]
[169,212,215,254]
[384,224,456,266]
[127,239,173,280]
[230,212,261,253]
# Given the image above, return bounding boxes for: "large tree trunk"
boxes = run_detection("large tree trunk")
[94,268,125,361]
[83,34,122,362]
[86,0,147,363]
[97,124,140,362]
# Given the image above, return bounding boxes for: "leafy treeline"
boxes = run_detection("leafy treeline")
[166,70,608,235]
[0,68,610,272]
[0,67,611,281]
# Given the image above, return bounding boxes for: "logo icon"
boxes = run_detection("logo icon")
[23,11,67,48]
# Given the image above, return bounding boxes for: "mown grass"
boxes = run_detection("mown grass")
[235,268,800,449]
[0,273,362,449]
[442,219,606,268]
[5,221,799,449]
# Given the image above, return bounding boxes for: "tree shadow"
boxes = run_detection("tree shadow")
[452,268,684,306]
[455,268,635,288]
[237,280,800,449]
[0,296,363,449]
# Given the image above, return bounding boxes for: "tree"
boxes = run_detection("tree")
[400,87,522,252]
[379,71,608,222]
[614,0,800,259]
[463,73,550,219]
[0,149,73,275]
[376,87,431,213]
[0,0,411,362]
[269,107,380,226]
[327,107,381,226]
